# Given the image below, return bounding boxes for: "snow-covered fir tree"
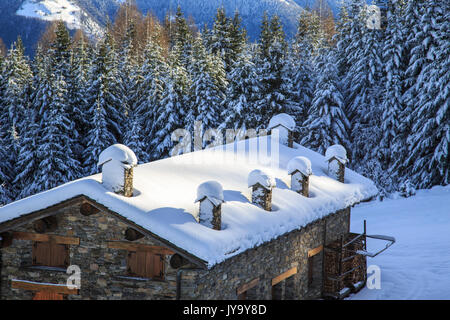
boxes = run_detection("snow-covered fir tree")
[301,53,350,155]
[402,1,449,188]
[34,74,81,191]
[186,36,226,136]
[135,28,168,162]
[254,14,293,130]
[221,50,260,132]
[379,1,406,172]
[151,64,189,160]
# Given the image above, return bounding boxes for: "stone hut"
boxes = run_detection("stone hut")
[0,139,380,300]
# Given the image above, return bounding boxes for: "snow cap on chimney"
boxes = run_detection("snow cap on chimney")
[287,156,312,197]
[248,169,275,211]
[98,144,138,197]
[268,113,296,147]
[195,181,224,230]
[325,144,348,183]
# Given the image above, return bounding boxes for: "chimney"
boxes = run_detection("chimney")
[287,156,312,197]
[268,113,296,148]
[97,144,138,197]
[325,145,348,183]
[248,169,276,211]
[195,181,224,230]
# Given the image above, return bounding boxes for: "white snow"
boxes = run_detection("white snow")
[247,169,276,190]
[98,144,137,194]
[348,185,450,300]
[195,181,224,207]
[16,0,102,38]
[98,144,138,169]
[268,113,296,131]
[325,144,348,164]
[287,156,312,176]
[0,136,377,268]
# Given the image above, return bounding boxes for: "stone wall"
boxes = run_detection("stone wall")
[0,201,350,300]
[180,207,351,300]
[0,201,179,300]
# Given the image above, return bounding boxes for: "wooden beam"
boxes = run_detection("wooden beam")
[236,277,260,295]
[12,232,80,245]
[308,245,323,258]
[11,279,79,295]
[271,267,298,286]
[107,241,174,255]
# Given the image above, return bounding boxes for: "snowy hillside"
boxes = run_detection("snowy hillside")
[349,186,450,299]
[16,0,103,38]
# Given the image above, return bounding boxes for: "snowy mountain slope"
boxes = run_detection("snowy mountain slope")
[348,185,450,299]
[16,0,103,38]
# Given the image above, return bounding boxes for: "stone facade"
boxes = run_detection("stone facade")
[0,198,350,300]
[291,171,309,197]
[180,208,350,300]
[251,184,273,211]
[328,158,346,183]
[0,201,179,300]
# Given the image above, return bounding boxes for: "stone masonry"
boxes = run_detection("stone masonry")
[0,198,350,300]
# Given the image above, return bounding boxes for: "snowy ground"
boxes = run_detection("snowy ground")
[348,185,450,300]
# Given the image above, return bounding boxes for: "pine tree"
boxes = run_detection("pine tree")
[1,37,33,200]
[345,1,383,169]
[84,36,119,173]
[151,66,189,160]
[69,32,91,159]
[221,50,260,132]
[403,1,449,188]
[13,108,41,199]
[0,43,12,204]
[34,74,81,191]
[135,30,168,162]
[187,36,225,135]
[380,1,406,171]
[301,55,350,155]
[254,15,292,129]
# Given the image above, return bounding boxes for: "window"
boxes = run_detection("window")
[32,241,69,269]
[127,250,164,279]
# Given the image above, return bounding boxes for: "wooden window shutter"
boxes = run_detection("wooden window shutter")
[51,244,69,268]
[127,251,138,275]
[33,241,69,268]
[127,250,164,279]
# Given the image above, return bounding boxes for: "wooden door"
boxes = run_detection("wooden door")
[33,291,63,300]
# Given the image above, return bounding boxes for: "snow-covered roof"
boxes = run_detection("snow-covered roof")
[325,144,349,164]
[287,156,312,176]
[247,169,276,190]
[195,181,225,207]
[0,137,377,268]
[98,144,137,169]
[268,113,296,131]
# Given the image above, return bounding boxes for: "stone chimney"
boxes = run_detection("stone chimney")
[248,169,276,211]
[325,145,348,183]
[195,181,224,230]
[97,144,138,197]
[268,113,296,148]
[287,156,312,197]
